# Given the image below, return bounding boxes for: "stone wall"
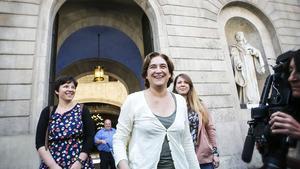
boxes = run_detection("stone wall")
[0,0,39,135]
[0,0,299,168]
[154,1,245,168]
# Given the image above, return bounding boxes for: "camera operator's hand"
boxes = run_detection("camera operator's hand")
[269,112,300,139]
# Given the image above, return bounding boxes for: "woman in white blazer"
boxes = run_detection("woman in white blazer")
[113,52,200,169]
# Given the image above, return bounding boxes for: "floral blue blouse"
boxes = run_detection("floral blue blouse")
[39,104,94,169]
[187,109,199,146]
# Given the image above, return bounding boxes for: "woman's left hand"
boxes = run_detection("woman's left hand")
[213,155,220,168]
[70,161,82,169]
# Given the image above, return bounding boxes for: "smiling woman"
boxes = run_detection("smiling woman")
[112,52,200,169]
[141,52,174,89]
[259,49,300,169]
[173,73,219,169]
[35,76,95,169]
[269,50,300,139]
[288,56,300,97]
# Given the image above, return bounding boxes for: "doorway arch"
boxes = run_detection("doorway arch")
[56,25,143,81]
[32,0,161,134]
[58,58,141,94]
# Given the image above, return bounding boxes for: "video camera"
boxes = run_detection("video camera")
[241,51,296,169]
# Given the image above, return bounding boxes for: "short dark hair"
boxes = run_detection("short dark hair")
[54,76,78,96]
[141,52,174,88]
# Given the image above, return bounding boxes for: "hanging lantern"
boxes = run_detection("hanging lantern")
[94,66,104,81]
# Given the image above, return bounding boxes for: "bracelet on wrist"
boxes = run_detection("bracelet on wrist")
[213,152,220,157]
[212,147,219,157]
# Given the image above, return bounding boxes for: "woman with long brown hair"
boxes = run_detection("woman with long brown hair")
[173,73,220,169]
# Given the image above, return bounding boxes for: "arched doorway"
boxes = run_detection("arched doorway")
[49,0,154,106]
[48,0,154,166]
[52,25,143,124]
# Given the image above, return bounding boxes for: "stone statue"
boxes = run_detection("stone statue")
[230,31,265,105]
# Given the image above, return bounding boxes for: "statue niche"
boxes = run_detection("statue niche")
[230,31,265,106]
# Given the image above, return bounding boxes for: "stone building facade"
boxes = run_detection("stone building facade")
[0,0,299,168]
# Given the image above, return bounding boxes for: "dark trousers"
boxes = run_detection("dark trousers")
[99,151,116,169]
[200,163,215,169]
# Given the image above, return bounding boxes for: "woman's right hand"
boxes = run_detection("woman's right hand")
[38,146,62,169]
[118,160,130,169]
[49,163,62,169]
[213,155,220,168]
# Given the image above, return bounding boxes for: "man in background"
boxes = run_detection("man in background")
[95,119,116,169]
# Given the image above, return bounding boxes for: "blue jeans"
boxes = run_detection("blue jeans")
[200,163,214,169]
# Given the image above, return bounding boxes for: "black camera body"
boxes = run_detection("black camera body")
[241,52,294,169]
